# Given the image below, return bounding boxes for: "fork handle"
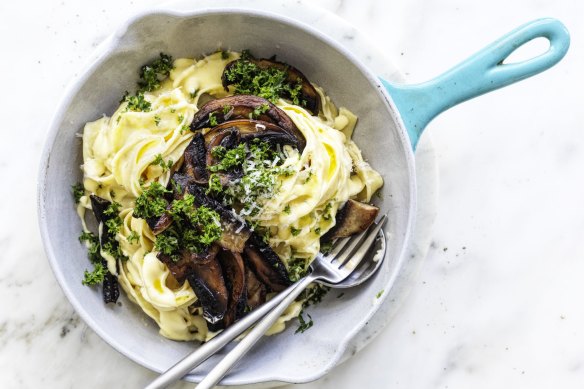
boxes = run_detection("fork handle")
[196,275,316,389]
[145,280,304,389]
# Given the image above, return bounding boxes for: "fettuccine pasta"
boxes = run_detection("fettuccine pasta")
[76,51,383,341]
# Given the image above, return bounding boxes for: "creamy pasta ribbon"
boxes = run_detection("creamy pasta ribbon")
[78,51,383,341]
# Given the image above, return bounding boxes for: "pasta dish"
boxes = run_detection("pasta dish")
[73,51,383,341]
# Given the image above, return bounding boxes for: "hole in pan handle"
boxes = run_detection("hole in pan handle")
[380,18,570,151]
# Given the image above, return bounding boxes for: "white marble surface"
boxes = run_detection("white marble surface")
[1,0,583,388]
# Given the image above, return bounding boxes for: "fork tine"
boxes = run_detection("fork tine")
[336,215,387,269]
[325,236,351,260]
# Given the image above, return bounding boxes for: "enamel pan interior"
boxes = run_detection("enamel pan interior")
[37,7,569,386]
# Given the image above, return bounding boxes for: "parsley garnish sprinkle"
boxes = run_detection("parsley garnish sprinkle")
[79,231,101,264]
[208,112,219,127]
[133,182,171,219]
[295,310,313,334]
[287,259,307,282]
[290,226,301,236]
[224,56,305,106]
[206,173,223,196]
[72,183,84,204]
[250,103,270,119]
[320,241,333,254]
[209,144,246,172]
[82,262,106,286]
[124,91,151,112]
[322,202,333,221]
[155,199,222,261]
[150,154,173,173]
[138,53,173,92]
[127,231,139,244]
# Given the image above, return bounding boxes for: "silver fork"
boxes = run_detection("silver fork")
[195,214,387,389]
[145,214,386,389]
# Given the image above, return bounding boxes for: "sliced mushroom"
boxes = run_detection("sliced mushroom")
[245,267,267,310]
[204,119,305,152]
[243,233,291,292]
[170,172,195,195]
[218,250,247,328]
[88,194,120,303]
[205,128,243,185]
[190,95,303,141]
[181,132,209,184]
[157,244,221,285]
[321,199,380,242]
[146,173,252,252]
[102,273,120,304]
[181,178,252,253]
[158,244,229,326]
[186,246,229,325]
[89,195,114,245]
[222,58,320,115]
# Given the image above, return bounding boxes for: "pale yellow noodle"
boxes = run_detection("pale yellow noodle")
[78,51,383,341]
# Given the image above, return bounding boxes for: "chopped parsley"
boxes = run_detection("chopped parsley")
[120,53,173,113]
[376,289,385,299]
[133,182,171,219]
[287,259,307,282]
[320,241,333,254]
[101,202,123,235]
[206,173,223,196]
[295,310,313,334]
[103,240,126,261]
[295,284,330,334]
[283,204,291,214]
[223,56,304,105]
[177,113,184,123]
[105,218,122,235]
[250,103,270,119]
[290,226,301,236]
[322,202,333,221]
[154,232,180,257]
[79,231,101,264]
[137,53,173,92]
[216,139,290,217]
[189,89,199,99]
[209,144,246,172]
[208,112,219,127]
[104,201,121,216]
[150,154,173,173]
[314,227,321,235]
[79,231,108,285]
[124,91,151,112]
[221,50,230,60]
[155,198,222,260]
[72,183,85,204]
[127,230,139,244]
[82,262,106,286]
[154,115,161,126]
[222,105,232,115]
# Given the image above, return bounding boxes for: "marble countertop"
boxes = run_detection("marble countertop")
[2,0,584,388]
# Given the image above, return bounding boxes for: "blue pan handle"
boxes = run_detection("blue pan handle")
[381,18,570,150]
